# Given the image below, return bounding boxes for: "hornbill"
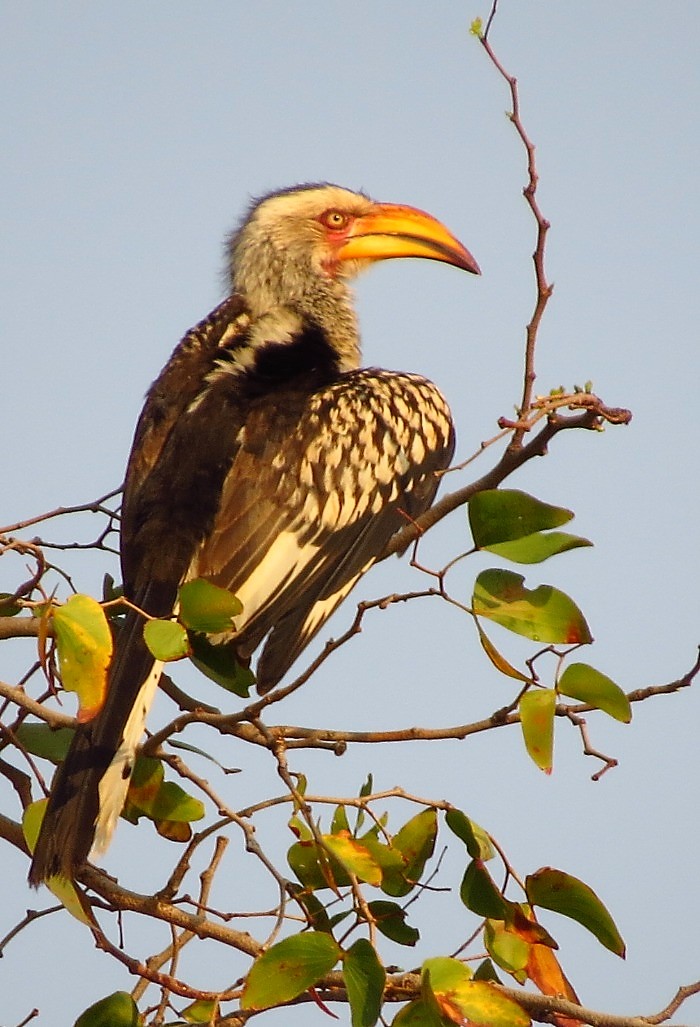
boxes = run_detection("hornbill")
[29,183,479,885]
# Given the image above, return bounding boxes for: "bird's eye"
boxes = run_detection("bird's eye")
[320,210,350,231]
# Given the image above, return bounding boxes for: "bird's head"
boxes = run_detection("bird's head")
[227,183,479,316]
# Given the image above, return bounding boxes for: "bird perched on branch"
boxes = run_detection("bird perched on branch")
[29,183,479,885]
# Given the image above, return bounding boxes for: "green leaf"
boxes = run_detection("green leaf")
[323,833,383,885]
[73,992,139,1027]
[179,998,218,1023]
[179,578,242,633]
[0,591,22,616]
[473,569,592,644]
[53,594,113,722]
[332,804,352,835]
[125,756,204,825]
[445,809,495,861]
[15,722,74,763]
[290,885,333,933]
[392,808,437,886]
[460,860,510,920]
[344,939,386,1027]
[558,663,631,722]
[356,834,407,896]
[526,868,625,957]
[368,900,420,947]
[143,618,190,661]
[392,999,441,1026]
[519,689,556,773]
[473,958,503,983]
[469,490,573,547]
[484,920,530,975]
[485,531,592,564]
[188,632,254,697]
[288,840,352,890]
[423,958,529,1026]
[241,932,341,1009]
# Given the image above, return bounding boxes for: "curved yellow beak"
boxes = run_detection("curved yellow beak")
[337,202,480,275]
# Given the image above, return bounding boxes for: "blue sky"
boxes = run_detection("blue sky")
[2,4,699,1025]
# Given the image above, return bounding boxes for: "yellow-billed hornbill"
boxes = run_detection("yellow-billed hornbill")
[29,183,479,884]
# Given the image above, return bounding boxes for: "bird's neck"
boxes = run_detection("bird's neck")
[236,264,362,373]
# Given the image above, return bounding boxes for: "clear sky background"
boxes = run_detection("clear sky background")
[2,3,699,1025]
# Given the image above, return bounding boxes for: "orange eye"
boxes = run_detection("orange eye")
[320,209,350,231]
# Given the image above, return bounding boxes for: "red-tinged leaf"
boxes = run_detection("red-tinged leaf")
[143,618,190,662]
[485,531,592,565]
[367,900,420,947]
[484,919,530,976]
[519,689,556,773]
[558,663,631,723]
[179,578,242,633]
[473,569,592,645]
[73,991,140,1027]
[525,944,580,1027]
[22,801,93,925]
[445,809,495,861]
[52,594,113,721]
[475,620,531,682]
[469,490,573,547]
[155,819,192,842]
[460,860,511,920]
[344,938,386,1027]
[526,868,625,956]
[423,957,530,1027]
[323,832,383,885]
[241,932,341,1009]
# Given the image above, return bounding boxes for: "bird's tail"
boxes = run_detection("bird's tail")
[28,581,174,885]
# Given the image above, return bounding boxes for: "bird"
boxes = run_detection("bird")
[28,182,480,885]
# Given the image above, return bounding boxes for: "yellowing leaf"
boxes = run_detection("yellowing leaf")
[526,868,625,957]
[52,594,113,722]
[519,689,556,773]
[323,832,383,885]
[241,932,340,1009]
[22,801,93,925]
[423,957,530,1027]
[558,663,631,723]
[473,569,592,645]
[475,621,531,682]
